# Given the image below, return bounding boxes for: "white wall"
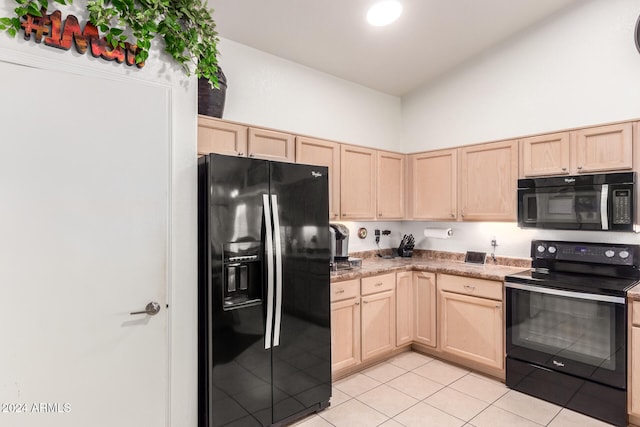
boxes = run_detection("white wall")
[402,0,640,152]
[0,3,197,426]
[392,0,640,258]
[218,38,403,151]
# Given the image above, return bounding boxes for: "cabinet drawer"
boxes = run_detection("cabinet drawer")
[361,273,395,296]
[438,274,502,301]
[331,279,359,302]
[633,301,640,326]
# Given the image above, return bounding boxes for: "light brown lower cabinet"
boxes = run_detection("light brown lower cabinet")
[414,271,437,348]
[361,273,396,361]
[629,301,640,423]
[396,271,413,346]
[438,274,504,371]
[330,279,360,373]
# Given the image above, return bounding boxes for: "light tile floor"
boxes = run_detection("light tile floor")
[292,351,615,427]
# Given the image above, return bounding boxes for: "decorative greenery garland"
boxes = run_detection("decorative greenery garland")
[0,0,221,87]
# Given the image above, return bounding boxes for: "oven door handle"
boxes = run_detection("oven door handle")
[505,281,626,304]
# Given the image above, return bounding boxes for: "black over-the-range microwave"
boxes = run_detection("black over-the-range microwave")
[517,172,637,231]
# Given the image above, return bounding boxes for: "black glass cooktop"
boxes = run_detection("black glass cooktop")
[505,269,639,298]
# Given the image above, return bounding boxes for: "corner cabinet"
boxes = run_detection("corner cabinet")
[340,144,376,220]
[395,272,413,347]
[376,151,405,219]
[409,149,457,220]
[414,271,437,348]
[295,136,341,220]
[459,140,518,221]
[438,274,504,371]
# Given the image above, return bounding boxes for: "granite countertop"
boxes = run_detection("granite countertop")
[331,251,531,283]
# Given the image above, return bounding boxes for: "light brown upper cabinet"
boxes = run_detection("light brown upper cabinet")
[409,148,457,220]
[295,136,341,220]
[340,144,376,220]
[459,140,518,221]
[520,122,634,177]
[574,122,633,173]
[197,115,248,156]
[519,132,571,177]
[247,128,295,162]
[376,151,405,219]
[197,116,295,162]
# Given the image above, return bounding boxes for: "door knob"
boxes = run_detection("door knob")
[130,302,161,316]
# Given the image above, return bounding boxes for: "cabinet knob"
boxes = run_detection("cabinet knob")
[577,166,583,170]
[249,153,255,158]
[375,282,383,287]
[355,301,360,306]
[561,167,567,171]
[450,213,455,218]
[335,289,345,294]
[334,213,338,218]
[378,213,382,217]
[464,284,476,291]
[238,152,244,156]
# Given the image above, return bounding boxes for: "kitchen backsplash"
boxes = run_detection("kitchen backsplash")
[335,220,640,259]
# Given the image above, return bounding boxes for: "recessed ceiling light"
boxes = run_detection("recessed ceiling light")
[366,0,403,27]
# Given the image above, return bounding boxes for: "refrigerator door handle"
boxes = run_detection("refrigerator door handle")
[271,194,283,347]
[263,194,275,350]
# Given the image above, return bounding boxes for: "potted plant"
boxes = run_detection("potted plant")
[0,0,223,92]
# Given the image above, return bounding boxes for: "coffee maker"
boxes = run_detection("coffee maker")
[329,223,350,264]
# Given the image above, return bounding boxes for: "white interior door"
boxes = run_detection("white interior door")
[0,61,169,426]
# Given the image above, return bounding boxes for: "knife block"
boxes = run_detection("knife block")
[398,248,413,257]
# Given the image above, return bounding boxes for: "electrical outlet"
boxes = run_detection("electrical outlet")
[491,238,498,248]
[375,229,380,236]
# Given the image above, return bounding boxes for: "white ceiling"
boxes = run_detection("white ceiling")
[208,0,583,96]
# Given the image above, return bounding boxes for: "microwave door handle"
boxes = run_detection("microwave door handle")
[263,194,275,350]
[600,184,609,230]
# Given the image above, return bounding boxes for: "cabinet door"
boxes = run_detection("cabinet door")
[410,149,457,220]
[296,137,341,220]
[459,140,517,221]
[574,123,633,173]
[520,132,570,177]
[197,116,247,156]
[377,151,405,219]
[396,271,413,347]
[361,290,395,361]
[247,128,295,162]
[340,145,376,220]
[632,326,640,416]
[439,290,503,370]
[414,272,436,348]
[331,297,361,372]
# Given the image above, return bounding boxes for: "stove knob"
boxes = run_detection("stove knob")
[537,245,546,253]
[548,246,557,254]
[619,250,630,259]
[605,250,615,258]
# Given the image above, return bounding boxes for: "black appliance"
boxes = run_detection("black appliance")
[198,154,332,427]
[505,240,640,426]
[517,172,636,231]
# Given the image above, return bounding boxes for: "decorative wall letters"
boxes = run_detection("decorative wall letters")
[20,8,145,68]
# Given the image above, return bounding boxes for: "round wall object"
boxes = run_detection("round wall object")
[357,227,368,239]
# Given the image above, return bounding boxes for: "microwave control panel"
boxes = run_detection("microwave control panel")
[612,189,632,224]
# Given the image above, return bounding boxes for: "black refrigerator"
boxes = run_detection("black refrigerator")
[198,154,332,427]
